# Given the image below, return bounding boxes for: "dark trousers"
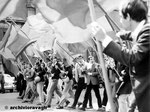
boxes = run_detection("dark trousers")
[82,82,102,108]
[87,92,92,107]
[0,82,5,93]
[102,85,108,106]
[72,77,92,107]
[19,80,27,98]
[18,79,26,96]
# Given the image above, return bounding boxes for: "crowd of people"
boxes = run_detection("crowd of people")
[1,0,149,112]
[15,51,136,112]
[16,54,107,111]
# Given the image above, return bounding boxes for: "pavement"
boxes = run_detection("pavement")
[0,89,105,112]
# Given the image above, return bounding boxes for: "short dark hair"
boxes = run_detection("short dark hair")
[35,62,40,66]
[63,58,67,62]
[88,56,94,60]
[78,54,84,58]
[121,0,148,22]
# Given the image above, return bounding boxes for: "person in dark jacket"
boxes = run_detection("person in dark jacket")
[115,62,132,112]
[56,58,74,109]
[91,0,150,112]
[45,57,62,107]
[16,69,25,97]
[34,61,46,105]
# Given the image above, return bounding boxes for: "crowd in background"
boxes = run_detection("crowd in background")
[0,0,149,112]
[14,49,135,112]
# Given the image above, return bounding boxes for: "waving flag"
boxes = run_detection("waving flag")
[29,0,121,59]
[37,0,121,28]
[0,21,36,58]
[33,0,121,43]
[20,14,55,52]
[0,23,12,50]
[7,31,36,57]
[0,23,18,60]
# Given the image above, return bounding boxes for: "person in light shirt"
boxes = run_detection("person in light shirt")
[79,56,102,111]
[69,55,93,109]
[91,0,150,112]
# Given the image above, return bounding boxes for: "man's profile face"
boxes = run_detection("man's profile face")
[120,14,131,30]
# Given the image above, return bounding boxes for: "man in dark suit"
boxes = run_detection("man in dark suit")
[79,56,102,111]
[91,0,150,112]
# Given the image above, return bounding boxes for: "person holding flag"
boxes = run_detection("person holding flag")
[91,0,150,112]
[56,58,74,109]
[79,56,102,111]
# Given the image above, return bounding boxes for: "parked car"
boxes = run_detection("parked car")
[0,74,16,92]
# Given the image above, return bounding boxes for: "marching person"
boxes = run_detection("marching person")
[22,63,36,103]
[45,57,62,108]
[79,56,102,111]
[91,0,150,112]
[69,55,92,109]
[34,61,45,105]
[56,58,74,109]
[46,58,62,106]
[17,62,27,99]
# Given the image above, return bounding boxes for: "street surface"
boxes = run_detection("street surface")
[0,89,105,112]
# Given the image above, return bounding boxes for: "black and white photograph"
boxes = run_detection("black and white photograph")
[0,0,149,112]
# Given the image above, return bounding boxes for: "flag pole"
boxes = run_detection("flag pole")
[23,51,33,66]
[8,18,45,63]
[96,2,121,32]
[87,0,116,112]
[56,41,75,60]
[96,2,123,44]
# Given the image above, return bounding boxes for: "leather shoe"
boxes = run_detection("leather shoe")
[22,100,28,103]
[68,106,76,109]
[97,107,105,111]
[87,106,93,109]
[79,107,86,111]
[78,102,82,107]
[56,105,64,109]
